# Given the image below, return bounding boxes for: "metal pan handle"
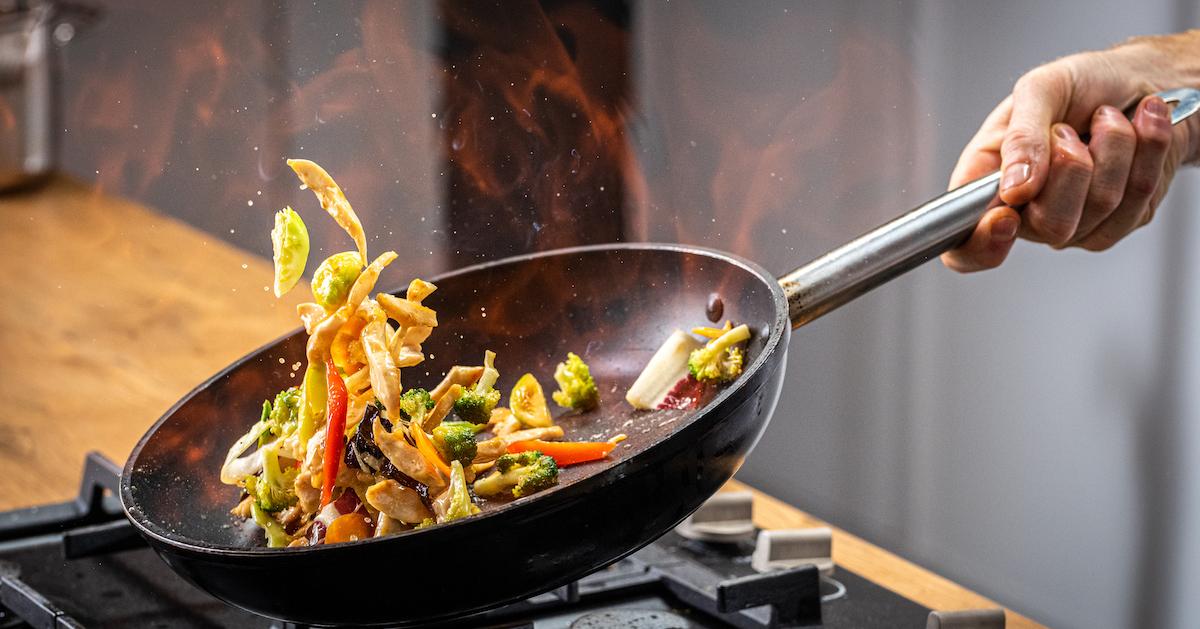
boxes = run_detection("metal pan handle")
[780,87,1200,329]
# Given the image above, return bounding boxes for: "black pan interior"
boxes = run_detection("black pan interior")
[122,244,784,551]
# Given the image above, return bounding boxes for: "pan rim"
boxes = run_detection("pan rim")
[119,241,789,558]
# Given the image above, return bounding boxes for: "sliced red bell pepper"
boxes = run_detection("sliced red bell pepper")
[320,356,348,507]
[507,439,616,466]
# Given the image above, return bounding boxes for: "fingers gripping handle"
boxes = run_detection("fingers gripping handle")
[780,88,1200,329]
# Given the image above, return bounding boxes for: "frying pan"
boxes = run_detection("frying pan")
[120,88,1200,626]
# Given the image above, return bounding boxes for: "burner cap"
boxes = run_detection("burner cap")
[0,560,18,578]
[570,609,698,629]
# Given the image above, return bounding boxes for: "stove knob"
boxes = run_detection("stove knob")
[751,527,834,576]
[926,608,1006,629]
[675,491,755,542]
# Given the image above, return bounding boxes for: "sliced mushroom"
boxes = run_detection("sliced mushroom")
[365,479,433,524]
[373,418,445,493]
[377,293,438,328]
[294,470,321,514]
[430,366,484,402]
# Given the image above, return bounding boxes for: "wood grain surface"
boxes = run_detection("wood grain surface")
[0,178,1044,628]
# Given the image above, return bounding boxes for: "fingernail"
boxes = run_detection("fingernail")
[993,216,1019,241]
[1001,162,1031,192]
[1099,105,1122,120]
[1054,124,1076,142]
[1145,97,1168,118]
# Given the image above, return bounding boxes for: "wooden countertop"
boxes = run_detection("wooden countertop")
[0,178,1044,628]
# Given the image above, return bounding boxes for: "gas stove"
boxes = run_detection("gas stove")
[0,454,1004,628]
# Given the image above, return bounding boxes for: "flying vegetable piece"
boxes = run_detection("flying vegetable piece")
[551,352,599,411]
[687,324,751,384]
[247,445,299,513]
[432,421,480,467]
[473,450,558,498]
[398,388,436,423]
[260,387,301,446]
[454,350,501,424]
[509,373,552,428]
[441,460,481,522]
[270,207,310,298]
[311,251,364,310]
[287,158,368,263]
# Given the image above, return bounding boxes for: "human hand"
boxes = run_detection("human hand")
[941,30,1200,272]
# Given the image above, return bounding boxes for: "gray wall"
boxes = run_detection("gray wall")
[624,3,1196,629]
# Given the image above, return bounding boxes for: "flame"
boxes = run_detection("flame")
[0,96,14,133]
[438,0,632,266]
[60,2,914,287]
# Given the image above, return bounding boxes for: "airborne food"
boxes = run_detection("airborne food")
[222,159,618,547]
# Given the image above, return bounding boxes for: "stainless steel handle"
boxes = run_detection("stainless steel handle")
[780,87,1200,328]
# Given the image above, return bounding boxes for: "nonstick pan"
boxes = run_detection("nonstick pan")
[120,88,1199,627]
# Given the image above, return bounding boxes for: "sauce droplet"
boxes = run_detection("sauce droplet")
[706,293,724,323]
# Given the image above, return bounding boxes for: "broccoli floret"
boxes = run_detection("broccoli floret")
[247,445,298,513]
[259,387,301,445]
[432,421,479,466]
[453,389,501,424]
[397,388,435,422]
[687,324,751,384]
[442,460,481,522]
[551,352,599,410]
[250,501,292,548]
[453,350,501,424]
[473,451,558,498]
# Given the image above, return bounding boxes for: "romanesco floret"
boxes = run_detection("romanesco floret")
[551,352,599,410]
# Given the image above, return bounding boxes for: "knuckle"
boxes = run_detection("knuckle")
[1138,123,1172,150]
[1054,148,1093,175]
[1094,116,1137,145]
[1087,185,1123,213]
[1029,212,1077,246]
[1126,173,1160,198]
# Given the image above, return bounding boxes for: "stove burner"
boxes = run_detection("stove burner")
[570,609,700,629]
[0,454,951,628]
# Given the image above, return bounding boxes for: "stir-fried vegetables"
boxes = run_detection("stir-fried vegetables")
[438,460,481,522]
[687,324,751,384]
[287,158,368,263]
[311,251,363,310]
[270,207,309,297]
[433,421,480,467]
[473,451,559,498]
[509,373,552,428]
[507,439,614,467]
[260,387,301,446]
[227,158,707,548]
[551,353,599,411]
[248,444,299,512]
[320,357,349,507]
[397,388,436,422]
[453,350,500,424]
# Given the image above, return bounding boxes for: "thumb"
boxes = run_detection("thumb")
[998,67,1070,206]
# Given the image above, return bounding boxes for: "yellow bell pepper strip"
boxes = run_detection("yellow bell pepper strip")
[507,439,616,467]
[320,357,349,507]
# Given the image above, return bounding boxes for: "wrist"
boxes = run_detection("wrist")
[1114,30,1200,162]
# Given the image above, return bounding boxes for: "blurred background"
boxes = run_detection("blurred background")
[22,1,1200,627]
